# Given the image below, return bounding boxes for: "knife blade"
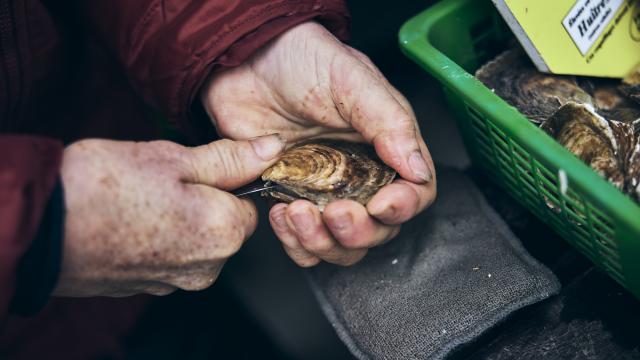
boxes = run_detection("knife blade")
[232,180,279,197]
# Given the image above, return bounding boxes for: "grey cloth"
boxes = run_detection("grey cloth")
[306,168,561,360]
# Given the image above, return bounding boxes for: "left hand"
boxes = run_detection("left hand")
[200,21,436,267]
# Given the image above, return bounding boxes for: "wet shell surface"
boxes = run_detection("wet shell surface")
[621,63,640,105]
[475,49,594,124]
[626,142,640,202]
[541,102,629,190]
[261,139,396,211]
[582,78,640,128]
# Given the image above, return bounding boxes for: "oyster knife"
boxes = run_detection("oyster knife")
[232,180,278,197]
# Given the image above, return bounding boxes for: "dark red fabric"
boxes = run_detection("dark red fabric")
[77,0,350,138]
[0,0,349,358]
[0,136,62,319]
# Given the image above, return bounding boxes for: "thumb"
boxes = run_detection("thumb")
[184,134,285,190]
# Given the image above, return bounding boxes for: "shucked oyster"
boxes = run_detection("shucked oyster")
[541,102,632,190]
[261,139,396,211]
[475,49,594,124]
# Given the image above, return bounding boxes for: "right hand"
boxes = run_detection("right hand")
[54,134,285,297]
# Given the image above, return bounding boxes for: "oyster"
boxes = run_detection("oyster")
[261,139,396,210]
[583,80,640,130]
[626,142,640,202]
[475,49,594,124]
[541,102,630,190]
[591,82,630,111]
[620,63,640,105]
[600,107,640,133]
[477,49,640,204]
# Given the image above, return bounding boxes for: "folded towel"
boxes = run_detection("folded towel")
[306,168,561,360]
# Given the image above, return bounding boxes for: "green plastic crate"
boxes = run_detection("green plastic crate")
[399,0,640,298]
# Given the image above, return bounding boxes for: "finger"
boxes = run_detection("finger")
[189,184,260,248]
[269,204,321,267]
[183,134,285,190]
[323,200,401,249]
[367,178,437,225]
[285,200,366,266]
[331,55,434,185]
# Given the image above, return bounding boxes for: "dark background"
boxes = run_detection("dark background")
[122,1,640,359]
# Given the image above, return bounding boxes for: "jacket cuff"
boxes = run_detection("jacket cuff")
[9,178,65,316]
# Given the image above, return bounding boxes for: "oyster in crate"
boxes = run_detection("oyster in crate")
[582,78,640,129]
[475,49,594,124]
[261,139,396,211]
[589,81,631,111]
[627,142,640,202]
[621,63,640,105]
[541,102,632,190]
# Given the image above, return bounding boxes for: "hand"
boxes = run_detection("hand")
[55,134,285,297]
[201,22,436,267]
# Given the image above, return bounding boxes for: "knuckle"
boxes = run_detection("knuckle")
[395,112,416,131]
[226,196,258,234]
[146,286,177,296]
[212,140,245,177]
[335,251,366,267]
[177,275,216,291]
[173,265,222,291]
[299,235,334,254]
[188,196,252,261]
[150,140,187,161]
[297,257,321,268]
[355,51,373,65]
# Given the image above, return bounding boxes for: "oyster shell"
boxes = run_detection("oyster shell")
[541,102,630,190]
[261,139,396,210]
[477,49,640,204]
[626,142,640,202]
[584,80,640,130]
[579,79,632,110]
[475,49,594,124]
[621,63,640,105]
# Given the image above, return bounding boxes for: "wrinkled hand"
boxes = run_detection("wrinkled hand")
[201,22,436,267]
[55,135,284,297]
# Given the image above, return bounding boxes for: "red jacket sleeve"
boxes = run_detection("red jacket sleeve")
[76,0,350,138]
[0,136,63,320]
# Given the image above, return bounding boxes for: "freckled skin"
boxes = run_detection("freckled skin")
[56,139,265,297]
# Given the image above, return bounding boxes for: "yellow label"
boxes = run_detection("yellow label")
[495,0,640,78]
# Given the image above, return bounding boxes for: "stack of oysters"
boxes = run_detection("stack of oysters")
[476,49,640,203]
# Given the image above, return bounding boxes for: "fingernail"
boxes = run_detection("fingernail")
[328,212,353,236]
[249,133,285,161]
[290,208,316,235]
[408,151,432,182]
